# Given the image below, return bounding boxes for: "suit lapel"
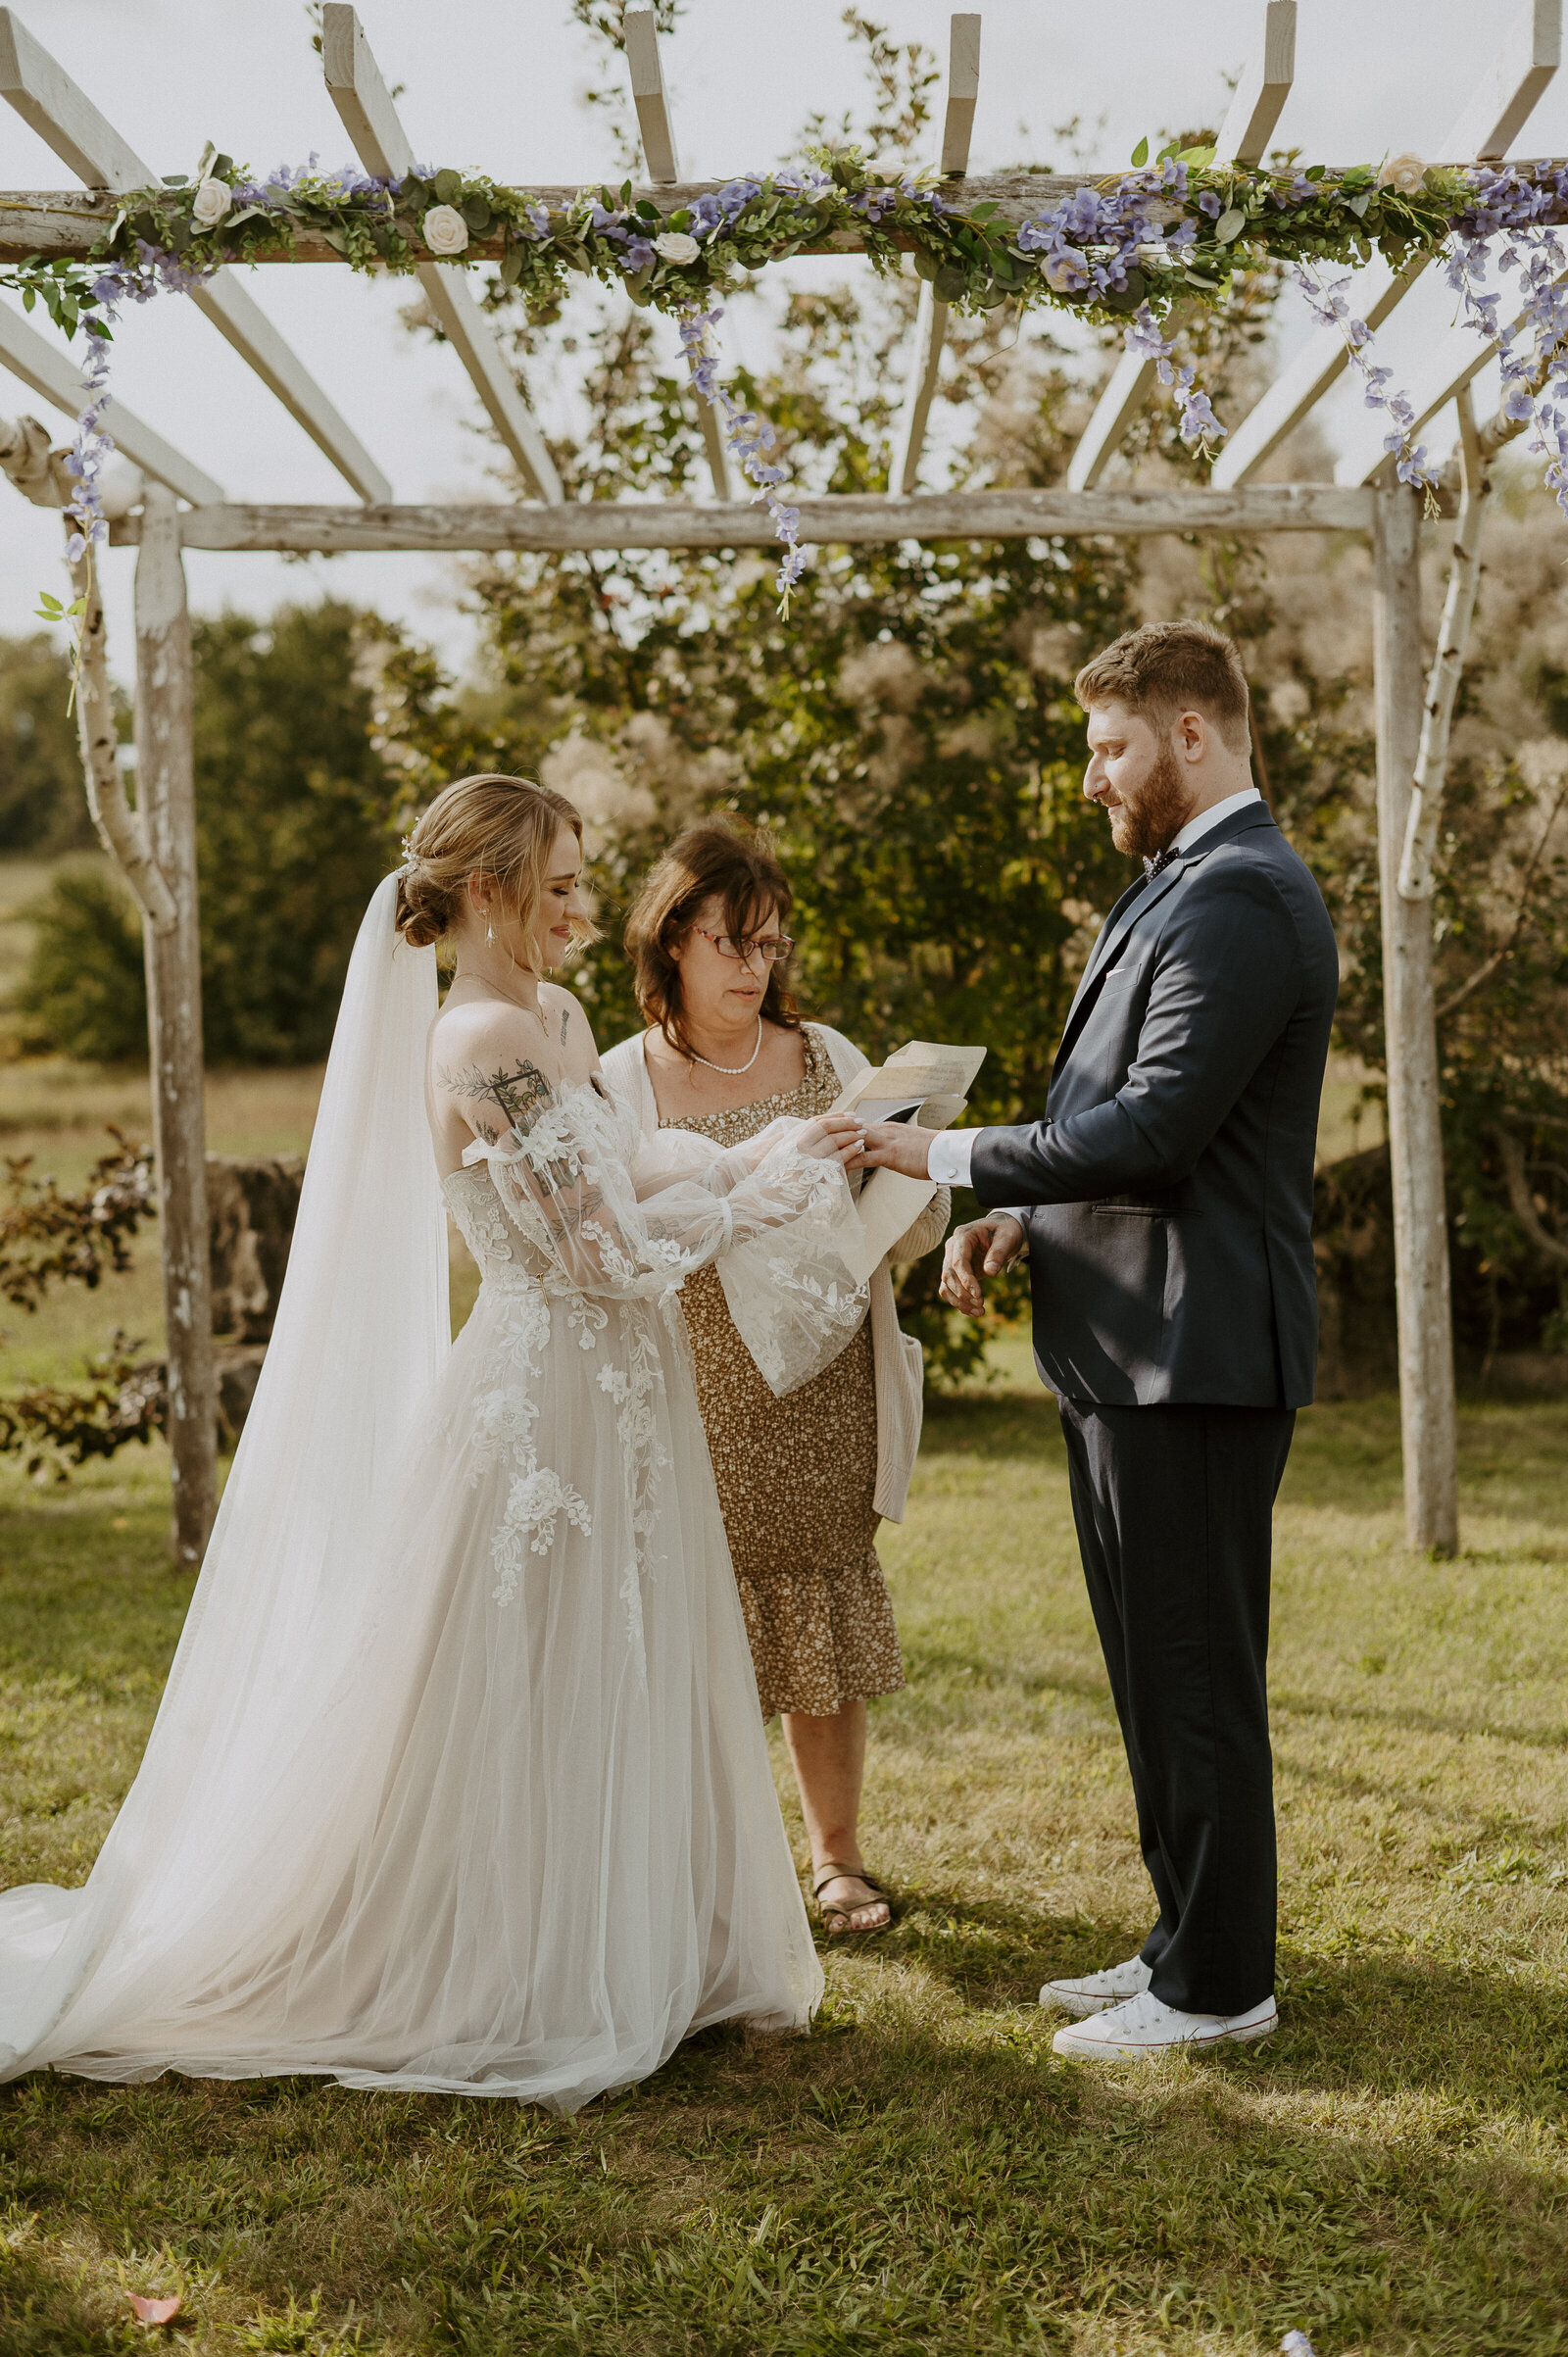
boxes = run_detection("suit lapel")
[1054,860,1190,1076]
[1051,804,1280,1081]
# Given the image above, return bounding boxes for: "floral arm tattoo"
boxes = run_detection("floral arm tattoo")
[440,1050,615,1261]
[439,1056,556,1145]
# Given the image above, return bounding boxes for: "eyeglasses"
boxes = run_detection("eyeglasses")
[694,926,795,965]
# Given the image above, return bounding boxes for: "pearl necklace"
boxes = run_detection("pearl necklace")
[690,1015,763,1075]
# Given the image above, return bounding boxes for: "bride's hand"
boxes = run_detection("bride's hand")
[793,1113,865,1167]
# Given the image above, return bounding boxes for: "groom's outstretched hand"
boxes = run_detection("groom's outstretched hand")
[940,1215,1026,1315]
[853,1120,935,1179]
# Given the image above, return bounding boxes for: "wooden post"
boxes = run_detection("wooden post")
[134,483,216,1568]
[1372,482,1459,1554]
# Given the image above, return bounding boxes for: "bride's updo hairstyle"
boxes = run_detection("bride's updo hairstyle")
[394,772,598,963]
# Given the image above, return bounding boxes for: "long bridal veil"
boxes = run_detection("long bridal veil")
[0,875,449,2073]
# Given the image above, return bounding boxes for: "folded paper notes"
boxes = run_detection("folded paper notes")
[830,1039,986,1267]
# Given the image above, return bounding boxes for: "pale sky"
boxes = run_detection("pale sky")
[1,0,1560,679]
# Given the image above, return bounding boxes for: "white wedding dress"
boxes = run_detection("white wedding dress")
[0,877,869,2109]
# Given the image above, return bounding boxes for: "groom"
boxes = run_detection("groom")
[856,619,1338,2060]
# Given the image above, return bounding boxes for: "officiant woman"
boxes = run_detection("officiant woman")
[602,818,948,1939]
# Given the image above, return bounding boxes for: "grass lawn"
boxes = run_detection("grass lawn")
[2,1373,1566,2356]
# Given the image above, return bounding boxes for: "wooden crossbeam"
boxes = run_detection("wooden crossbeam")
[321,6,561,505]
[1211,0,1561,487]
[104,482,1376,554]
[0,6,390,503]
[1068,1,1297,493]
[621,8,729,501]
[0,299,224,504]
[888,14,981,500]
[16,158,1568,269]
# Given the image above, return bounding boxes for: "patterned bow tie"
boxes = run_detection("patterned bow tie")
[1143,846,1177,878]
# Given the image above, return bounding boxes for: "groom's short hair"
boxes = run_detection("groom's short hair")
[1075,620,1251,756]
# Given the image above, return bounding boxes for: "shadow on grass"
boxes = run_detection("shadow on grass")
[1272,1681,1568,1752]
[6,1971,1568,2357]
[842,1883,1568,2121]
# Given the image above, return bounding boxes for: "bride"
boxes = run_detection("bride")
[0,773,873,2111]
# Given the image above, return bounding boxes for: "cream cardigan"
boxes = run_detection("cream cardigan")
[599,1024,949,1522]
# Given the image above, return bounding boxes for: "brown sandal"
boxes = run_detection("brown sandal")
[811,1861,895,1939]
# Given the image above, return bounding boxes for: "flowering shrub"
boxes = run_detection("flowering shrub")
[0,1130,163,1478]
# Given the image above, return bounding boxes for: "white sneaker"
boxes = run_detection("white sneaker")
[1038,1955,1152,2018]
[1051,1989,1278,2059]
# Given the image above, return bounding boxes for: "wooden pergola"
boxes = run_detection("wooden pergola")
[0,0,1558,1566]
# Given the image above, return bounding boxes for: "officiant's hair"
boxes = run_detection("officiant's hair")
[624,816,801,1059]
[394,773,599,960]
[1074,620,1251,758]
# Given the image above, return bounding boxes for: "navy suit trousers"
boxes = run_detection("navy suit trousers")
[1056,1395,1296,2015]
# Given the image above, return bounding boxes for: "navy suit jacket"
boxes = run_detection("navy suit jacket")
[969,801,1339,1407]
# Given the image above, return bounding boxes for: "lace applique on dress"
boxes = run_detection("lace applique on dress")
[449,1075,869,1628]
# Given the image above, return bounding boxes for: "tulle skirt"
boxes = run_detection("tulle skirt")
[0,1277,822,2109]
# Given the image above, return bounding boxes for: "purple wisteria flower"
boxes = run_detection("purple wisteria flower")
[1126,304,1228,450]
[677,302,808,609]
[1294,264,1435,491]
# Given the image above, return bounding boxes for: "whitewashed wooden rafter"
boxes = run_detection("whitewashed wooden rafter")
[621,6,730,501]
[1066,0,1297,494]
[321,5,562,505]
[0,6,391,504]
[887,12,980,499]
[0,299,222,504]
[1210,0,1561,488]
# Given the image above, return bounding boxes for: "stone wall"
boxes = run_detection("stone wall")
[205,1154,305,1446]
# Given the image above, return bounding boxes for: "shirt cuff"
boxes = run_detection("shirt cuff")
[926,1127,977,1187]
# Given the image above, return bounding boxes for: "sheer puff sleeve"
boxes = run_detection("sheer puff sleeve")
[465,1084,871,1398]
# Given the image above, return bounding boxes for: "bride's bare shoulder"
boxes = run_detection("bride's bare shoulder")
[538,980,600,1068]
[430,999,564,1145]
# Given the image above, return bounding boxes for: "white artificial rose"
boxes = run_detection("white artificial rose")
[422,204,469,257]
[191,178,232,228]
[654,230,700,265]
[1377,152,1426,196]
[865,152,910,181]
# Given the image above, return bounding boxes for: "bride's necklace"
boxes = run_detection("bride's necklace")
[690,1015,763,1076]
[453,963,549,1029]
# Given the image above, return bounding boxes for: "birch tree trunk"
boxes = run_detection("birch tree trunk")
[1373,483,1458,1555]
[134,484,216,1568]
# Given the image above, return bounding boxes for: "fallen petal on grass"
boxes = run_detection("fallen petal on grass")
[126,2293,182,2326]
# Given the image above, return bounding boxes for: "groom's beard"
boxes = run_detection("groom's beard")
[1108,744,1197,861]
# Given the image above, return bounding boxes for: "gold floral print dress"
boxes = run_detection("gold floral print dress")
[661,1025,906,1720]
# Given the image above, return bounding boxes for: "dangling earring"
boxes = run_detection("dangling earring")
[485,913,495,948]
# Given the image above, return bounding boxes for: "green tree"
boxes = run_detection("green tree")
[14,868,145,1061]
[191,601,391,1061]
[0,633,95,854]
[22,600,393,1065]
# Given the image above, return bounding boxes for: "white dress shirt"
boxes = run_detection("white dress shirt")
[925,786,1263,1190]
